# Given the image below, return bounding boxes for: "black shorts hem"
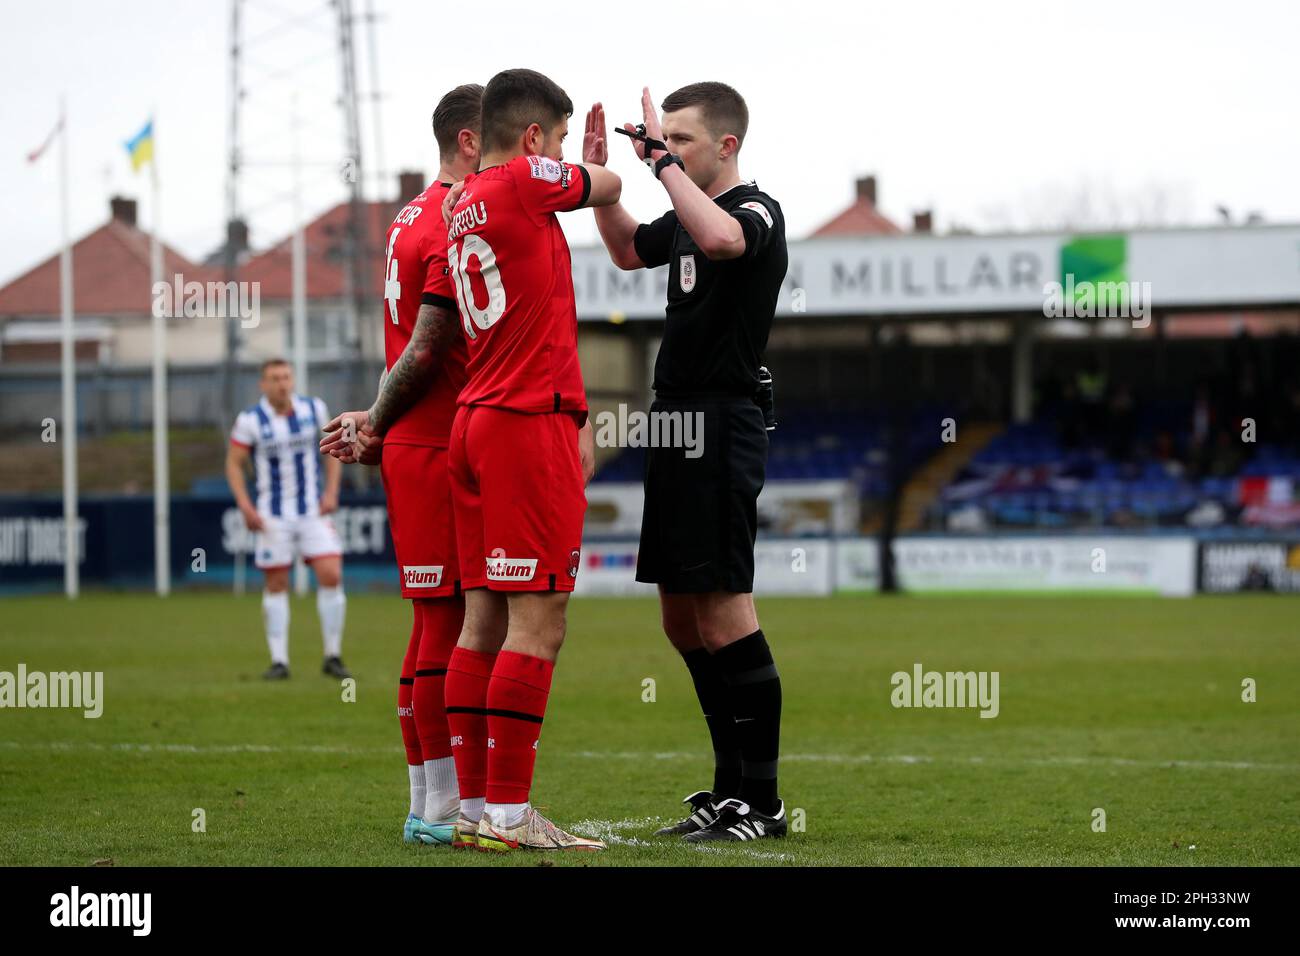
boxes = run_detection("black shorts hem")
[635,399,765,597]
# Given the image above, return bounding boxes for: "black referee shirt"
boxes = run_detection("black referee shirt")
[632,182,788,397]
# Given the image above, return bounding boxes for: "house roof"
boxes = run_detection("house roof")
[810,174,904,238]
[239,198,403,302]
[811,203,905,237]
[0,218,219,317]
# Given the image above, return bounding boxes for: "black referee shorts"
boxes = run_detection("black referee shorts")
[635,397,768,594]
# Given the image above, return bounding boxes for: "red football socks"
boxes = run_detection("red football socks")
[412,597,464,760]
[397,611,422,768]
[444,646,498,803]
[484,650,554,805]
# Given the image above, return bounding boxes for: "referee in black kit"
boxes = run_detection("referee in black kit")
[585,83,789,842]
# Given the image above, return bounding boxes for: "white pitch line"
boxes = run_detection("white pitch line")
[569,817,794,862]
[0,740,382,755]
[564,750,1300,772]
[2,741,1295,772]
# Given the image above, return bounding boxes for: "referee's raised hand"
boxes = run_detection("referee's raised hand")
[637,87,668,162]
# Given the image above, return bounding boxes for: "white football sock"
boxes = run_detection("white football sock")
[408,765,426,817]
[316,585,346,658]
[485,801,529,829]
[422,757,460,822]
[460,796,485,823]
[262,590,289,665]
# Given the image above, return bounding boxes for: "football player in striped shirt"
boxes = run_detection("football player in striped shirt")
[226,359,349,680]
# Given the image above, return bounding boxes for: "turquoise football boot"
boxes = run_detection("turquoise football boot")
[410,815,456,846]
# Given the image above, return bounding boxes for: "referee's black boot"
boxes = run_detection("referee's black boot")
[683,798,787,843]
[654,790,720,836]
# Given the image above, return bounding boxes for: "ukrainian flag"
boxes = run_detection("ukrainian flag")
[125,119,154,172]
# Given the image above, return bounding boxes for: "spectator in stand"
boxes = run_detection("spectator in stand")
[1075,359,1107,447]
[1107,384,1137,463]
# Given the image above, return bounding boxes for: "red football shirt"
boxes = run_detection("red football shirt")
[382,180,469,447]
[446,154,591,415]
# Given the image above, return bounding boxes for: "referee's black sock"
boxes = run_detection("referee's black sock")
[682,647,742,801]
[713,630,782,816]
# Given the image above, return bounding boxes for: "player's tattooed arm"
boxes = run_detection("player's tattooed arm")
[367,301,459,434]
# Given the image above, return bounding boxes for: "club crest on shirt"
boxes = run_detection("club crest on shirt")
[527,156,564,184]
[679,254,697,293]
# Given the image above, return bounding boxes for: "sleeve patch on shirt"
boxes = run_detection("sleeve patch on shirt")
[528,156,564,184]
[739,201,773,228]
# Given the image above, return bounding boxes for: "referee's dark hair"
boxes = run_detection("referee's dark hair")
[432,83,484,159]
[662,81,749,149]
[480,69,574,153]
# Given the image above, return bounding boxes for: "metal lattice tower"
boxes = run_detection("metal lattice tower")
[222,0,388,427]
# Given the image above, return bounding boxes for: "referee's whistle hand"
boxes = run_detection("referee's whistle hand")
[639,87,667,160]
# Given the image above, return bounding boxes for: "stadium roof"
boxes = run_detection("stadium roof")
[0,197,217,318]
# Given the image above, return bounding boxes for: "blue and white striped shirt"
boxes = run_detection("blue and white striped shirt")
[230,395,329,518]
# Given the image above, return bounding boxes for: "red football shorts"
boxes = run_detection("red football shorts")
[448,404,586,592]
[380,442,461,599]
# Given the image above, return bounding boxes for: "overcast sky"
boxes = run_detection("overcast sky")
[2,0,1298,285]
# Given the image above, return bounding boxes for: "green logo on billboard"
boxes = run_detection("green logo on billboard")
[1060,235,1127,303]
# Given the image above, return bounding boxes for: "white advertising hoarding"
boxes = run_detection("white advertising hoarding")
[574,535,1196,597]
[836,536,1197,596]
[574,538,834,597]
[570,226,1300,319]
[585,481,859,537]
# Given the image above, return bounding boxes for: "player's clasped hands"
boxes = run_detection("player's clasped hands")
[319,410,383,466]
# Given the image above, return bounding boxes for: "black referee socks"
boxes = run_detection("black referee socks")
[682,648,742,800]
[712,630,782,816]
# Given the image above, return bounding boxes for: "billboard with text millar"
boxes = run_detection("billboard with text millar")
[569,226,1300,319]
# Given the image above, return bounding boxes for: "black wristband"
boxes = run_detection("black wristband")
[654,153,685,180]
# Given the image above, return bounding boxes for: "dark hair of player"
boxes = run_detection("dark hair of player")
[662,81,749,149]
[480,69,574,153]
[432,83,485,159]
[260,358,291,376]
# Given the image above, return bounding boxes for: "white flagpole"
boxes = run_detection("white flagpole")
[291,95,308,396]
[58,96,79,599]
[150,117,170,596]
[291,95,309,598]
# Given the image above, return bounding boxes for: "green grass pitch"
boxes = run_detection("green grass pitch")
[1,592,1297,866]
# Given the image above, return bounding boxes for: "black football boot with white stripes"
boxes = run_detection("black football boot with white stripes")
[683,797,787,843]
[653,790,721,837]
